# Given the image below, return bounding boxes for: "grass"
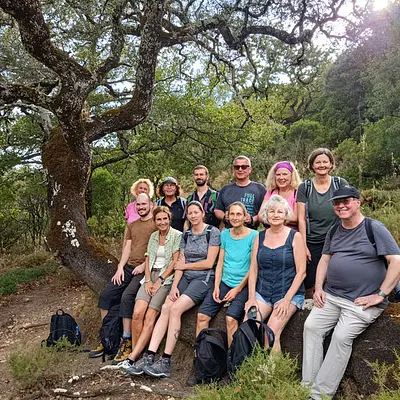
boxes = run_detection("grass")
[191,350,309,400]
[0,259,59,296]
[9,337,82,389]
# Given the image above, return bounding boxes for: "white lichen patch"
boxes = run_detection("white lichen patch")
[62,220,80,247]
[53,182,61,197]
[71,239,80,247]
[62,220,76,238]
[57,221,61,225]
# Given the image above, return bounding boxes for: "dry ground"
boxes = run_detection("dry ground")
[0,270,194,400]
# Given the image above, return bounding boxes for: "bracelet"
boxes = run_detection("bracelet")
[144,279,151,284]
[158,275,165,283]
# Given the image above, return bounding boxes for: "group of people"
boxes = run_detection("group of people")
[89,149,400,400]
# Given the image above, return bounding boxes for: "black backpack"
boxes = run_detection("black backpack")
[228,319,275,374]
[100,304,122,361]
[194,328,228,384]
[45,309,82,347]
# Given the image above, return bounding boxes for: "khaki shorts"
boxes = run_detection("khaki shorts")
[135,270,171,312]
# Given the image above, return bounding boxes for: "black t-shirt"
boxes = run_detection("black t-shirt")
[158,197,186,232]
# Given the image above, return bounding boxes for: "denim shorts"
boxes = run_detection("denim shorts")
[255,291,304,310]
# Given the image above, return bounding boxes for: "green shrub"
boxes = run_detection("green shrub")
[9,338,79,389]
[369,352,400,400]
[0,260,58,296]
[192,351,309,400]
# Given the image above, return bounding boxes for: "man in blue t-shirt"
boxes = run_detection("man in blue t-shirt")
[214,156,266,230]
[302,186,400,400]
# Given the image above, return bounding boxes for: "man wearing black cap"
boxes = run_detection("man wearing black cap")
[302,186,400,400]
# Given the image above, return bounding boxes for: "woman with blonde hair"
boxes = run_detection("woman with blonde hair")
[246,195,306,352]
[258,161,301,230]
[125,179,155,224]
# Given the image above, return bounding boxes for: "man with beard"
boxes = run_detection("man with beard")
[89,193,157,363]
[185,165,220,228]
[215,156,266,230]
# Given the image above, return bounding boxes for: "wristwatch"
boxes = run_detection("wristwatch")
[377,289,388,298]
[158,275,165,283]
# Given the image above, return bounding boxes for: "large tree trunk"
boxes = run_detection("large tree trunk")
[43,127,116,294]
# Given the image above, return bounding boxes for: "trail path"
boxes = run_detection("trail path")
[0,276,191,400]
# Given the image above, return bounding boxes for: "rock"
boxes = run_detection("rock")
[179,306,400,397]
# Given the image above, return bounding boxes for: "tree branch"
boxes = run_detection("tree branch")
[86,0,167,141]
[0,82,54,111]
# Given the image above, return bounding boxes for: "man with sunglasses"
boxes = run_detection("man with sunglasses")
[302,186,400,400]
[214,155,266,230]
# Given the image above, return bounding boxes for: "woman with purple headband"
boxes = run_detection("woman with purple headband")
[258,161,302,230]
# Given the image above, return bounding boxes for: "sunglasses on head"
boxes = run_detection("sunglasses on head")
[233,165,250,170]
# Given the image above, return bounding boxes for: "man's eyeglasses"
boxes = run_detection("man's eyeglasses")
[163,183,176,188]
[233,165,250,170]
[333,198,354,207]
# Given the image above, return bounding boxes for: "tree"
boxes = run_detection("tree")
[0,0,370,293]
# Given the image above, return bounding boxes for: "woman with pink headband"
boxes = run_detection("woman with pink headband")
[258,161,302,230]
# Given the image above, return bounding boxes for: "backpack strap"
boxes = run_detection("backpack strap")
[332,176,340,190]
[329,221,341,242]
[261,322,275,348]
[205,225,213,243]
[180,197,187,219]
[364,217,388,267]
[364,217,375,247]
[183,229,191,244]
[305,179,313,198]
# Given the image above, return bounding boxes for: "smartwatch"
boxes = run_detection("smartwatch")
[377,289,388,298]
[158,275,165,283]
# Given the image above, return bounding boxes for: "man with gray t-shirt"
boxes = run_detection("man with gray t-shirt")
[302,186,400,400]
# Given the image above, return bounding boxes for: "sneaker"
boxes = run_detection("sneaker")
[144,357,171,378]
[111,337,132,364]
[117,358,133,369]
[89,342,104,358]
[124,354,155,376]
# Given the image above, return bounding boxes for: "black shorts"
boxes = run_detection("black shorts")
[98,264,144,318]
[198,281,248,321]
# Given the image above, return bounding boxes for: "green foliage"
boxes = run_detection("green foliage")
[361,189,400,243]
[0,168,48,250]
[192,351,309,400]
[9,338,80,389]
[369,352,400,400]
[0,260,58,296]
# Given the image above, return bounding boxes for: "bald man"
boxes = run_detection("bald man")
[90,193,157,363]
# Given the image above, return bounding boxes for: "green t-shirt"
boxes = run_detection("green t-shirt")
[297,177,348,244]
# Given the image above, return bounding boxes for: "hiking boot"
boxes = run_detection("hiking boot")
[111,337,132,364]
[144,357,171,378]
[88,342,104,358]
[124,354,155,376]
